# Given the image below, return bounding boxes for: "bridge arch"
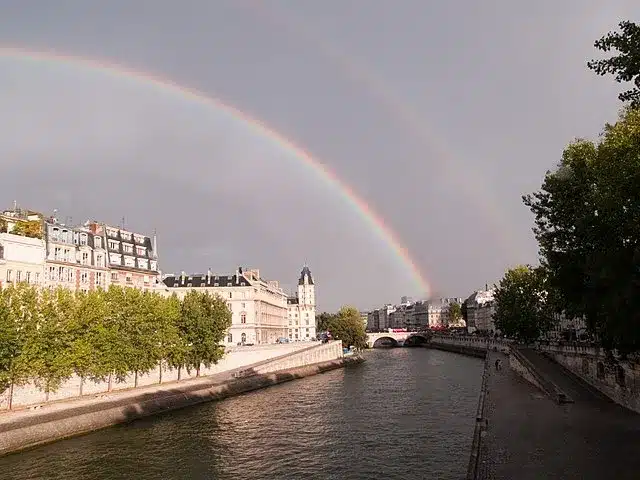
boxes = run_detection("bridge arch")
[372,336,399,348]
[404,333,432,347]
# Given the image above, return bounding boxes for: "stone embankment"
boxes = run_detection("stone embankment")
[0,341,362,456]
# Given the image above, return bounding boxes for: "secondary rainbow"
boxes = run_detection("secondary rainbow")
[0,46,432,297]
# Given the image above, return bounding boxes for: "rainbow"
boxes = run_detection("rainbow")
[0,46,432,297]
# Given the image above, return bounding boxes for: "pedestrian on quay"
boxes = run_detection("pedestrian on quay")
[495,359,501,371]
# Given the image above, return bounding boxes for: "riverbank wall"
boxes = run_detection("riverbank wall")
[538,342,640,414]
[0,342,314,410]
[0,341,361,456]
[427,336,510,357]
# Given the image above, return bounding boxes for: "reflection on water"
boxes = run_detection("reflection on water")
[0,348,483,480]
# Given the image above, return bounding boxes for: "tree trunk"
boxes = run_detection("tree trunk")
[79,376,84,397]
[45,381,50,403]
[8,382,14,410]
[196,366,200,377]
[177,366,181,381]
[134,371,138,388]
[158,362,163,384]
[108,374,113,392]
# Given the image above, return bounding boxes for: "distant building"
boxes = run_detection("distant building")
[162,267,289,345]
[286,265,317,341]
[464,289,497,333]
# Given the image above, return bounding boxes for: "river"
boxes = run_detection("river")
[0,347,483,480]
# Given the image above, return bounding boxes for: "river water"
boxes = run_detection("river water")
[0,348,483,480]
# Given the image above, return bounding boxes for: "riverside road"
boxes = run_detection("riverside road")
[481,349,640,479]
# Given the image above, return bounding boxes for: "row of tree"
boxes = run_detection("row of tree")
[0,283,231,405]
[316,306,368,350]
[493,21,640,355]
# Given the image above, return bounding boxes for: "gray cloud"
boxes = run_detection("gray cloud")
[1,0,638,310]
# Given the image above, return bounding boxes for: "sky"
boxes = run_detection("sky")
[0,1,638,311]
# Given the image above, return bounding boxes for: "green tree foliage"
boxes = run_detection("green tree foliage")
[325,306,368,350]
[0,284,233,401]
[493,265,553,344]
[588,21,640,107]
[448,302,462,326]
[10,220,43,239]
[524,108,640,354]
[0,284,38,400]
[316,312,335,333]
[178,290,232,376]
[0,218,7,233]
[24,288,76,398]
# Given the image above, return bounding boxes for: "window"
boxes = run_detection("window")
[79,234,88,246]
[35,272,40,284]
[228,292,232,299]
[81,272,88,284]
[96,254,103,267]
[96,272,103,286]
[126,275,133,284]
[123,244,133,254]
[143,275,150,284]
[108,240,119,250]
[82,252,89,265]
[306,319,309,325]
[25,272,31,283]
[241,313,247,324]
[54,247,61,260]
[0,245,4,260]
[111,272,119,282]
[241,302,246,309]
[64,249,71,262]
[228,333,233,343]
[241,333,246,344]
[136,246,146,256]
[227,302,232,310]
[6,269,12,282]
[16,271,21,282]
[94,237,102,249]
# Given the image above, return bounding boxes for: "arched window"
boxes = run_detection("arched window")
[241,313,247,324]
[227,333,233,343]
[241,332,246,344]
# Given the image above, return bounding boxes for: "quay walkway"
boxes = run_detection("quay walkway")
[480,349,640,479]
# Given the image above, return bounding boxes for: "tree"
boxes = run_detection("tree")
[178,291,231,376]
[448,302,462,326]
[0,284,39,408]
[0,218,7,233]
[325,306,368,350]
[24,287,76,400]
[150,292,187,383]
[524,108,640,354]
[10,220,43,239]
[493,265,553,344]
[588,21,640,107]
[70,289,109,395]
[316,312,335,333]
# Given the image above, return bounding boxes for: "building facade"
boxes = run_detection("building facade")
[0,207,46,289]
[43,219,109,292]
[286,266,316,341]
[162,267,289,345]
[99,223,159,291]
[464,289,497,333]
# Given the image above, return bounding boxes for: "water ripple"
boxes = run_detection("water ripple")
[0,348,483,480]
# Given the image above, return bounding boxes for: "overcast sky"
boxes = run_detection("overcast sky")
[0,1,638,311]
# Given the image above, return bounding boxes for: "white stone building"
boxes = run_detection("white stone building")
[161,267,289,345]
[286,266,316,341]
[464,289,497,333]
[0,233,46,289]
[0,207,46,288]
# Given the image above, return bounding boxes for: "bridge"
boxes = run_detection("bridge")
[366,331,432,348]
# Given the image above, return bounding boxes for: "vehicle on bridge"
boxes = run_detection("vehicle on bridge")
[367,330,433,348]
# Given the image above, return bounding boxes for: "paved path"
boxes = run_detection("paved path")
[481,350,640,479]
